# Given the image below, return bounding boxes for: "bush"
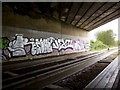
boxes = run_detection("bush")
[90,40,108,51]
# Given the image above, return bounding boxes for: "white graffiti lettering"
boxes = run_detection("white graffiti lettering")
[8,34,26,57]
[7,34,90,57]
[52,39,73,52]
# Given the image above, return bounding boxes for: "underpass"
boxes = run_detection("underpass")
[1,1,120,90]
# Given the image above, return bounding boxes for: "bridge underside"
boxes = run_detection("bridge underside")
[3,2,120,31]
[2,2,120,90]
[2,2,120,61]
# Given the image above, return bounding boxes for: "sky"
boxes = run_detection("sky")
[89,18,118,41]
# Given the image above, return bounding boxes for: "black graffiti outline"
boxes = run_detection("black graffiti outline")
[51,38,73,52]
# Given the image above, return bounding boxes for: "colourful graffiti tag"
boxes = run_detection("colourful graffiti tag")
[1,34,90,60]
[0,37,11,60]
[0,37,10,50]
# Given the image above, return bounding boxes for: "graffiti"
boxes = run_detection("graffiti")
[2,34,90,60]
[24,45,31,53]
[0,37,10,50]
[3,50,10,59]
[72,39,85,51]
[29,38,53,55]
[0,38,11,60]
[52,39,73,52]
[8,34,26,57]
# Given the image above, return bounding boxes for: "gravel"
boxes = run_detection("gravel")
[54,52,118,90]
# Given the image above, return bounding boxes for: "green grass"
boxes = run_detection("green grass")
[118,51,120,56]
[90,47,109,51]
[90,46,118,51]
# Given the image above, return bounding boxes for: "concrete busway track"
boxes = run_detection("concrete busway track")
[3,48,114,77]
[3,51,99,71]
[3,52,104,85]
[3,47,117,71]
[2,48,117,89]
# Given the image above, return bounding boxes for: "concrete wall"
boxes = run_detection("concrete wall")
[2,9,90,61]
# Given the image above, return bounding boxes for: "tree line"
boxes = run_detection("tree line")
[90,29,119,51]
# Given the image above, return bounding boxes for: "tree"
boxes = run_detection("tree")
[97,30,115,46]
[118,40,120,46]
[90,40,95,48]
[90,40,108,50]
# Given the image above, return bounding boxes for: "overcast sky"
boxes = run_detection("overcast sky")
[89,18,118,41]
